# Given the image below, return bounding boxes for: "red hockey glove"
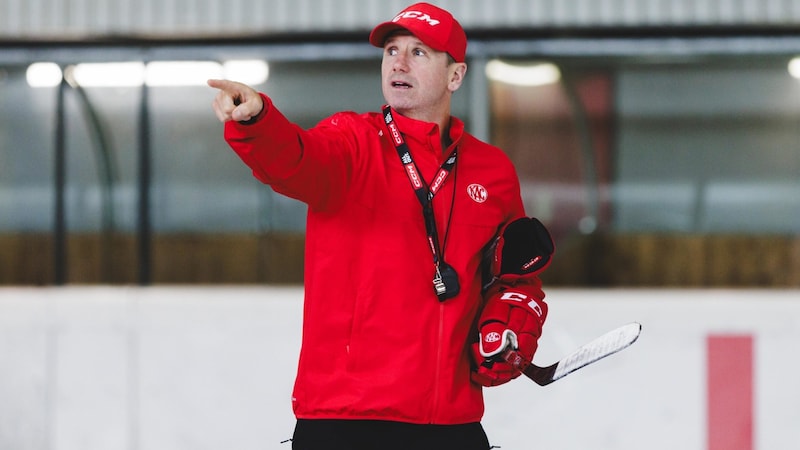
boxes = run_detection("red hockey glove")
[471,288,547,387]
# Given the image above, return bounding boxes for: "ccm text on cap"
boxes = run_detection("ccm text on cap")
[369,2,467,62]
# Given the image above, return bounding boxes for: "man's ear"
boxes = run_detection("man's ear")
[448,62,467,92]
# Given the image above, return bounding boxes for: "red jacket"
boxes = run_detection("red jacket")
[223,95,545,424]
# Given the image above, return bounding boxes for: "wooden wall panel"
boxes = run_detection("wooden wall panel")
[1,233,797,287]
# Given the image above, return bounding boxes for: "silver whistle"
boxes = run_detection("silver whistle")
[433,266,447,296]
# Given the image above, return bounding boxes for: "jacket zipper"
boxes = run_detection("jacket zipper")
[430,140,453,423]
[430,302,445,422]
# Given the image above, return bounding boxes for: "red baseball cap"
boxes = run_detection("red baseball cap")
[369,2,467,62]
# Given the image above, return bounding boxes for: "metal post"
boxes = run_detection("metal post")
[137,76,152,285]
[53,75,68,285]
[468,56,491,143]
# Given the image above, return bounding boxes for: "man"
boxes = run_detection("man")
[209,3,549,449]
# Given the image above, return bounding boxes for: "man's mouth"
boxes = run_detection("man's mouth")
[391,81,412,88]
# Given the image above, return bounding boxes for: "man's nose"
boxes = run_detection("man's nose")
[392,53,409,71]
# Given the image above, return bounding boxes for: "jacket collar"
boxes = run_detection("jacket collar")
[389,107,464,151]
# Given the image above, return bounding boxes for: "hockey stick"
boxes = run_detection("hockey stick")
[504,322,642,386]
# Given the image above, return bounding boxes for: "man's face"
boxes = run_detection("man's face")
[381,33,465,120]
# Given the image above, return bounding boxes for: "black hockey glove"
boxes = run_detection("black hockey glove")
[481,217,554,292]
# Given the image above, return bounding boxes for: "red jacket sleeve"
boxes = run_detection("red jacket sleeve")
[222,94,354,212]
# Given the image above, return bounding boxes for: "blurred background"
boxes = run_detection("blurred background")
[2,0,798,287]
[1,1,800,450]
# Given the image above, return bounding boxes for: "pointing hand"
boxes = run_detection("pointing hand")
[207,79,264,123]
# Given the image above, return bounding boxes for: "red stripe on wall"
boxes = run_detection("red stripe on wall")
[707,335,753,450]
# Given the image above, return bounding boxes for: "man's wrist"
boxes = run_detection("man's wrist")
[238,97,267,125]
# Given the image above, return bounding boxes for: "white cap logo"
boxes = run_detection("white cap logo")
[393,11,440,26]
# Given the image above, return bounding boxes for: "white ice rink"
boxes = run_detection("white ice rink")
[1,287,798,450]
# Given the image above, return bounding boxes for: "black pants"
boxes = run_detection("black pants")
[291,419,491,450]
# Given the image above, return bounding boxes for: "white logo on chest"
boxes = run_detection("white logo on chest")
[467,183,488,203]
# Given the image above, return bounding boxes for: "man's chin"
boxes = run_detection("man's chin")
[384,99,413,113]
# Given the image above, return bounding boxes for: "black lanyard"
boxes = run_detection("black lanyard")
[382,105,456,266]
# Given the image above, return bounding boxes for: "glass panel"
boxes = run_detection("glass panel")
[2,43,799,285]
[488,58,800,237]
[615,63,800,233]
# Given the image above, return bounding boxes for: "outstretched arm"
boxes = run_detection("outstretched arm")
[207,79,354,212]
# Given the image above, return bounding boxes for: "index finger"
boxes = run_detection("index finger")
[207,78,238,93]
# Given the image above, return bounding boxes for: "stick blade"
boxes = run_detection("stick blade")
[525,322,642,386]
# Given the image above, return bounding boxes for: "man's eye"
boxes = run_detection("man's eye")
[414,49,425,56]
